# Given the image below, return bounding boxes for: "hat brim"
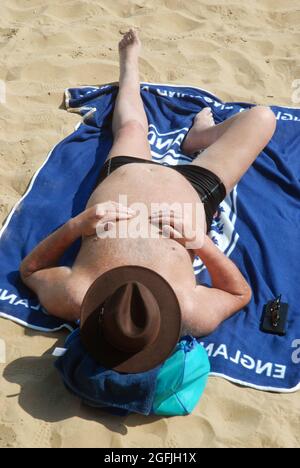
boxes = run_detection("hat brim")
[80,266,182,373]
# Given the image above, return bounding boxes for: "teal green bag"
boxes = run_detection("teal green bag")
[152,336,210,416]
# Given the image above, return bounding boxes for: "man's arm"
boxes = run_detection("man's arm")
[20,201,135,278]
[20,217,82,278]
[185,235,252,336]
[194,235,251,297]
[20,202,136,320]
[19,217,86,321]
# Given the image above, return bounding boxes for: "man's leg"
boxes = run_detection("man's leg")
[182,106,277,196]
[107,29,152,161]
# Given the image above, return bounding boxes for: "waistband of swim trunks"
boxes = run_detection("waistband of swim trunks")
[99,157,226,201]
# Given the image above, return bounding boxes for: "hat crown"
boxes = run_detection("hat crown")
[102,282,161,353]
[80,265,182,373]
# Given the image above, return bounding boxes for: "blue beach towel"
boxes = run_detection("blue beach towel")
[0,82,299,392]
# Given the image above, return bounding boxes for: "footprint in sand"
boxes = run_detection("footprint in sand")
[221,50,265,91]
[50,428,62,448]
[32,420,52,448]
[166,415,216,448]
[0,424,17,448]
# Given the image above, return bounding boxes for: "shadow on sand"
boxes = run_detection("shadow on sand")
[3,334,162,436]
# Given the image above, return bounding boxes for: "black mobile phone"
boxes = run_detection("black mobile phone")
[260,295,289,336]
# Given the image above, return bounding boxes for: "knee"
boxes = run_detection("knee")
[250,105,277,135]
[252,105,276,122]
[117,119,148,136]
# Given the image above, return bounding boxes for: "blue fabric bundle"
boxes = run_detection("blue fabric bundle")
[55,329,210,416]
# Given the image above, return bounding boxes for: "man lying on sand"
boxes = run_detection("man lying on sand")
[20,29,276,370]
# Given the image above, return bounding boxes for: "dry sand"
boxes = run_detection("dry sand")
[1,0,300,448]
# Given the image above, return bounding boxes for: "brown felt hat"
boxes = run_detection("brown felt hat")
[80,266,182,373]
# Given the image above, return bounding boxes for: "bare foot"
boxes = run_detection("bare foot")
[118,29,141,66]
[182,107,215,155]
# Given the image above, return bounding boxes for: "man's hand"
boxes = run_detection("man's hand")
[74,201,137,238]
[20,201,137,279]
[149,207,205,250]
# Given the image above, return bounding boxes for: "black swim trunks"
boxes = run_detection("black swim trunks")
[97,156,226,233]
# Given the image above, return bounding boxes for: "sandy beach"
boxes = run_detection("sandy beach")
[1,0,300,448]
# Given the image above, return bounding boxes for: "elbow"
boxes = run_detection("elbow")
[19,262,27,282]
[238,285,252,306]
[19,260,34,282]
